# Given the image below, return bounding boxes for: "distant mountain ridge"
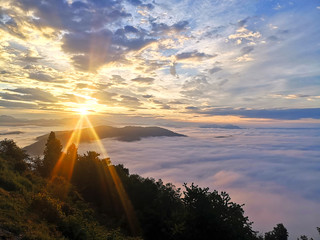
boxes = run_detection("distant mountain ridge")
[23,125,186,155]
[199,124,241,129]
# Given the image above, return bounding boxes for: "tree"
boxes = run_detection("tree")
[58,143,78,180]
[265,223,288,240]
[40,132,62,177]
[181,183,257,240]
[297,235,313,240]
[0,139,28,172]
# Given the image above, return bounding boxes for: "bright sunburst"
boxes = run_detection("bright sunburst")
[76,107,90,116]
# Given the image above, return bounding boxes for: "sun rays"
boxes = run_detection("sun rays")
[48,114,140,235]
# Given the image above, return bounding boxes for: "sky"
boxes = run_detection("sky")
[0,0,320,124]
[1,1,320,238]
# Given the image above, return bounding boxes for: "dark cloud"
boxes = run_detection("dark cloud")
[170,62,178,76]
[161,104,171,109]
[95,91,118,104]
[19,50,43,63]
[62,27,154,71]
[59,93,87,103]
[150,20,189,35]
[28,72,53,82]
[240,46,254,55]
[151,99,171,109]
[76,83,89,89]
[188,107,320,120]
[0,99,37,108]
[0,9,26,39]
[180,75,211,99]
[14,0,128,32]
[218,79,228,87]
[2,88,58,103]
[131,76,155,84]
[185,106,200,110]
[168,100,184,105]
[119,95,141,107]
[113,27,155,50]
[142,94,153,98]
[267,35,280,41]
[62,30,113,54]
[11,0,143,71]
[237,17,250,27]
[23,65,36,69]
[208,66,222,74]
[176,50,217,60]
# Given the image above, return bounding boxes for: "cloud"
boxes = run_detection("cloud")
[142,94,153,98]
[0,99,37,108]
[0,0,319,124]
[118,95,141,107]
[208,66,222,74]
[150,20,189,35]
[240,46,254,55]
[0,9,26,39]
[13,0,128,32]
[95,91,118,104]
[176,50,217,61]
[28,72,53,82]
[170,62,178,77]
[188,107,320,120]
[61,26,155,71]
[61,30,116,71]
[131,76,155,85]
[152,99,171,110]
[126,0,154,10]
[1,88,58,103]
[78,127,320,239]
[228,26,261,44]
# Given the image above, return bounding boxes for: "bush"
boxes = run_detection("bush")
[30,192,64,224]
[60,215,89,240]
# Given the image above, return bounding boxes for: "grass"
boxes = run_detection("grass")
[0,156,141,240]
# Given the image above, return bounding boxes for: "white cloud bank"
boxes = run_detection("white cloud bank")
[79,127,320,239]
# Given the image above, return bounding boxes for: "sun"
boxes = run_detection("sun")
[73,106,90,115]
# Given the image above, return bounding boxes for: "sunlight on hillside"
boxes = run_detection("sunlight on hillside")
[49,114,140,235]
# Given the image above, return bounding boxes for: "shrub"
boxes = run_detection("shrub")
[30,192,64,224]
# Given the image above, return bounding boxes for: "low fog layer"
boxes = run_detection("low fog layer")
[79,127,320,239]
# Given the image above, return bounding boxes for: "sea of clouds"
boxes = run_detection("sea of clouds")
[1,126,319,239]
[79,127,320,239]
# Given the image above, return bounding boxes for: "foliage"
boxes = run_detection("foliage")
[0,146,139,240]
[39,132,63,178]
[265,223,288,240]
[0,139,28,172]
[297,227,320,240]
[181,183,256,240]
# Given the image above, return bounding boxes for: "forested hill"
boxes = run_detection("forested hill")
[0,136,318,240]
[24,126,186,155]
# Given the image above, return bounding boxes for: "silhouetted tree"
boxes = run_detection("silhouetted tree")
[72,151,121,217]
[181,183,257,240]
[0,139,28,172]
[58,143,78,179]
[40,132,62,177]
[265,223,288,240]
[297,235,313,240]
[297,227,320,240]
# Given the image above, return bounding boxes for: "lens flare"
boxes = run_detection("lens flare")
[49,114,140,235]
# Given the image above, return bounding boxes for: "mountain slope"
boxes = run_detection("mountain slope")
[24,126,186,155]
